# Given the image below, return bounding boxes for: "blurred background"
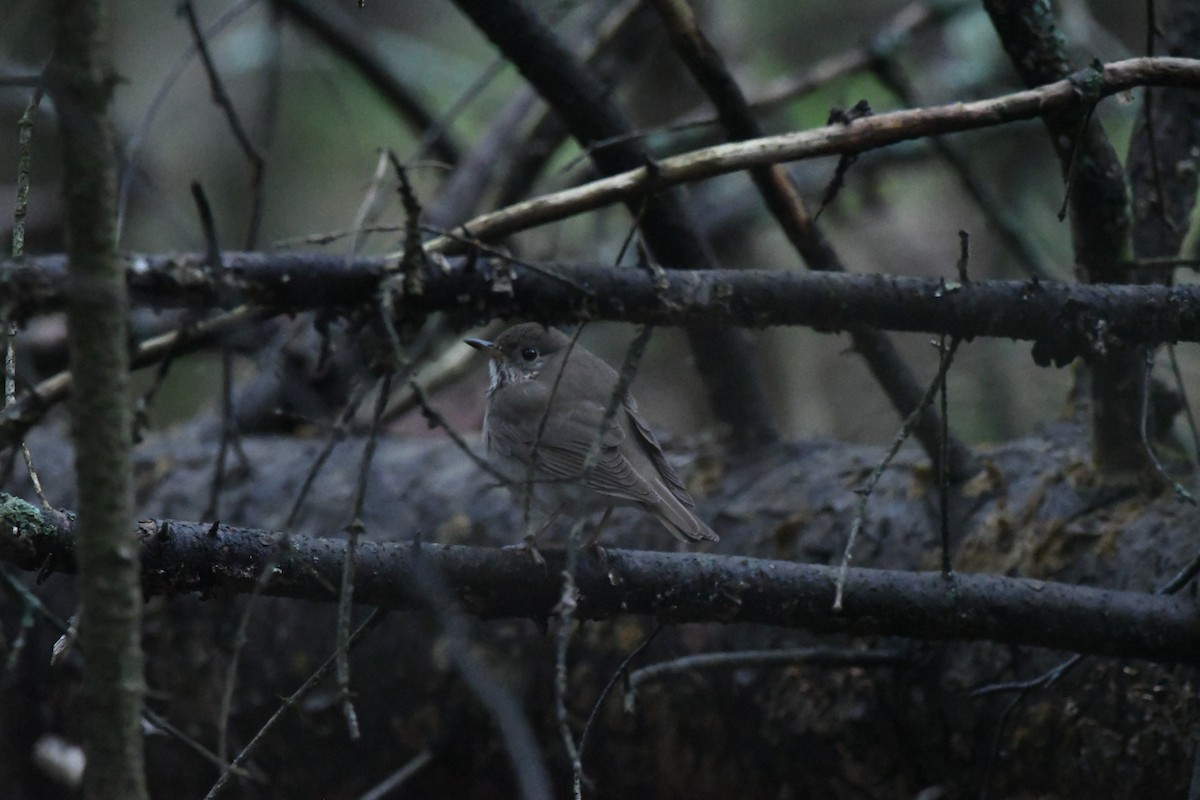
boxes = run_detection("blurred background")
[0,0,1177,450]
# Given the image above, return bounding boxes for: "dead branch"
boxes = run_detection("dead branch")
[2,495,1196,665]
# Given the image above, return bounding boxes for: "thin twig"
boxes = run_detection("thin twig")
[1143,0,1171,235]
[179,0,266,249]
[582,325,653,478]
[1166,345,1200,462]
[938,232,971,578]
[555,518,587,800]
[874,58,1058,281]
[0,567,254,781]
[523,324,586,536]
[407,379,509,484]
[7,78,48,506]
[285,377,372,529]
[1158,548,1200,595]
[191,184,251,521]
[834,334,962,610]
[578,623,662,760]
[348,150,396,262]
[203,608,390,800]
[624,646,912,709]
[355,749,434,800]
[1139,351,1196,503]
[382,338,481,424]
[335,371,395,741]
[212,374,374,759]
[117,0,258,241]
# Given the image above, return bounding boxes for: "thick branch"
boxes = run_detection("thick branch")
[46,0,146,795]
[983,1,1140,478]
[1,498,1196,665]
[7,254,1200,358]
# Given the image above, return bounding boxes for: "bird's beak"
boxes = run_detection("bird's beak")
[465,337,500,359]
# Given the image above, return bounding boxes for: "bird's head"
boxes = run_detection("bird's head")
[465,323,572,393]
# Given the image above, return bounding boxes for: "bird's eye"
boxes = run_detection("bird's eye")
[520,347,539,362]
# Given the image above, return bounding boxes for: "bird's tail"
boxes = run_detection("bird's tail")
[652,491,718,543]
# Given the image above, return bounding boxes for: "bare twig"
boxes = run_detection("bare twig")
[179,0,265,249]
[335,372,395,741]
[190,184,251,522]
[7,77,48,506]
[0,567,254,781]
[203,608,390,800]
[1,306,257,452]
[578,623,661,760]
[1139,352,1196,503]
[624,646,912,710]
[355,749,434,800]
[270,0,460,164]
[834,334,961,610]
[873,57,1059,281]
[407,542,553,800]
[117,0,258,241]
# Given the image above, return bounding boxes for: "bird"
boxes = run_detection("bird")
[465,323,718,545]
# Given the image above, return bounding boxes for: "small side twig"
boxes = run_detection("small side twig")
[578,623,662,760]
[555,518,587,800]
[355,749,434,800]
[179,0,265,248]
[624,646,912,711]
[1139,351,1196,504]
[191,184,252,521]
[834,324,962,610]
[335,371,396,741]
[7,77,49,506]
[203,608,390,800]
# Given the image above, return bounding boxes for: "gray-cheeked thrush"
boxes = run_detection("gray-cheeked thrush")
[466,323,718,544]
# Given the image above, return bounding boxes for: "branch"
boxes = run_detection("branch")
[1,495,1195,665]
[45,0,146,795]
[648,0,974,480]
[270,0,460,165]
[982,1,1141,478]
[414,57,1200,251]
[451,0,780,449]
[7,254,1200,357]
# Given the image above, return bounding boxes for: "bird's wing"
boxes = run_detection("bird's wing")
[622,396,696,509]
[487,381,656,503]
[538,400,664,505]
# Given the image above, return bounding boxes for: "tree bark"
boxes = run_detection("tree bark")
[46,0,147,797]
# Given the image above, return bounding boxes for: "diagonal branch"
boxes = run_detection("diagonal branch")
[648,0,974,481]
[450,0,779,449]
[270,0,460,165]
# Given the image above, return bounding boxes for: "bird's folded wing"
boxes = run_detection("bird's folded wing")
[623,397,696,509]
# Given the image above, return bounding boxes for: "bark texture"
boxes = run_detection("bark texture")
[47,0,146,796]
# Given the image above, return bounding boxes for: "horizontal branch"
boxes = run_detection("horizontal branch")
[6,253,1200,361]
[2,494,1196,665]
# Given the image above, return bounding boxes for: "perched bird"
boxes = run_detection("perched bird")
[466,323,718,544]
